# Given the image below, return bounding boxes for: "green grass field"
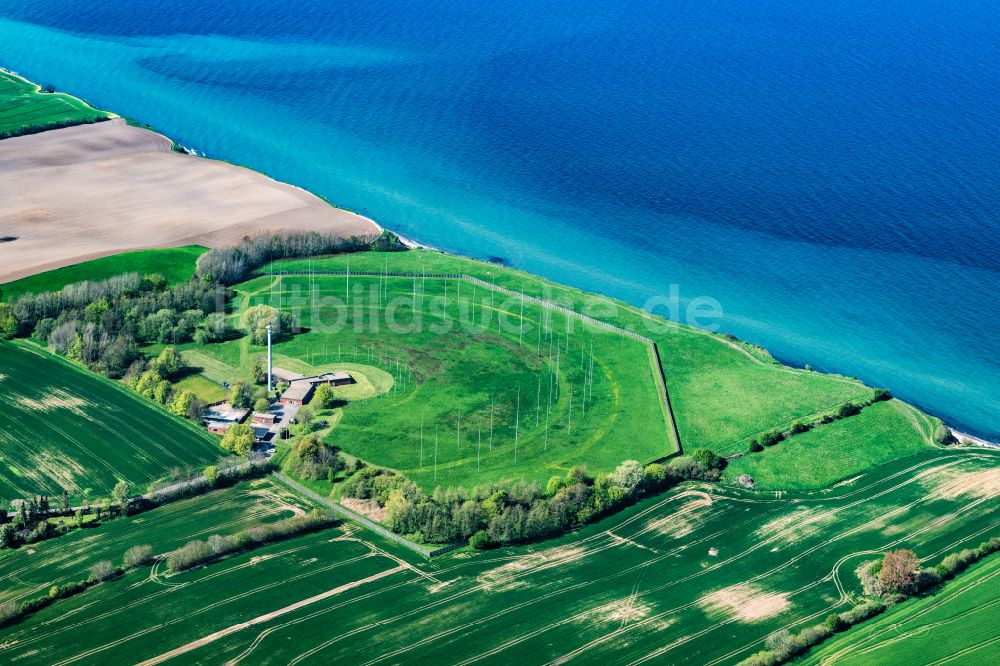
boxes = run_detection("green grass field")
[273,251,876,457]
[803,553,1000,665]
[0,477,310,606]
[0,246,206,302]
[0,69,110,138]
[0,341,223,503]
[1,447,995,664]
[723,400,936,490]
[187,270,675,490]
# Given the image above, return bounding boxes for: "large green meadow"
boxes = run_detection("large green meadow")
[0,69,109,138]
[1,447,995,665]
[0,246,206,303]
[0,341,222,503]
[189,270,675,490]
[723,400,936,490]
[274,251,876,457]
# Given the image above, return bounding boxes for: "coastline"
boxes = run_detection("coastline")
[4,69,996,444]
[951,428,999,449]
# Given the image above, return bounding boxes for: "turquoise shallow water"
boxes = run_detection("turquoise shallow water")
[1,0,998,438]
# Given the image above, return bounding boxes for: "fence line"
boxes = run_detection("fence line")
[273,269,683,454]
[270,471,461,558]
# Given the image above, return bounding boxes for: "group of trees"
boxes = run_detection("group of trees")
[6,271,228,377]
[0,482,133,550]
[241,304,296,346]
[338,450,724,547]
[283,436,344,482]
[220,423,256,457]
[124,346,206,422]
[194,232,382,285]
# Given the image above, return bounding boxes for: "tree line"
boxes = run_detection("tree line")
[194,231,398,285]
[0,457,270,552]
[333,449,726,548]
[166,511,336,572]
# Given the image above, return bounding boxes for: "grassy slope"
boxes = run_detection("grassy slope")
[191,271,672,491]
[0,69,109,137]
[273,251,877,456]
[723,400,936,490]
[0,246,207,302]
[1,448,996,665]
[0,341,223,503]
[0,478,309,605]
[803,554,1000,665]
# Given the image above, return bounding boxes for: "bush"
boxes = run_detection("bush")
[642,463,673,490]
[879,549,920,596]
[790,420,810,434]
[204,465,219,487]
[469,530,496,550]
[220,423,256,457]
[312,384,338,409]
[88,560,118,583]
[823,612,848,632]
[872,388,892,402]
[933,423,955,446]
[849,600,886,620]
[748,440,764,453]
[0,600,22,625]
[284,436,344,480]
[760,430,783,447]
[0,303,16,340]
[837,402,862,418]
[166,512,335,572]
[166,539,214,572]
[690,448,726,471]
[123,544,155,569]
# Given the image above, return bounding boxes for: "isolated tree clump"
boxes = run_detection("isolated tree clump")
[878,549,921,595]
[283,436,343,481]
[241,305,295,345]
[312,384,338,408]
[88,560,117,583]
[220,423,256,457]
[122,545,155,570]
[0,303,16,339]
[229,380,256,408]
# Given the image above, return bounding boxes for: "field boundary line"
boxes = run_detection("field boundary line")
[270,269,682,456]
[270,472,459,558]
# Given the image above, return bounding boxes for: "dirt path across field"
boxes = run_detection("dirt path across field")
[135,564,405,666]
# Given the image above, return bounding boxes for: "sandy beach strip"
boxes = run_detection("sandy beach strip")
[950,429,999,449]
[0,118,381,284]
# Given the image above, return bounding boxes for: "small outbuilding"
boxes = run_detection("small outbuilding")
[251,412,279,425]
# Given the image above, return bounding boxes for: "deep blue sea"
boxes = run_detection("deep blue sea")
[2,0,998,438]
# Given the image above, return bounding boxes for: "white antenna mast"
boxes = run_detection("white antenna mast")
[266,322,273,393]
